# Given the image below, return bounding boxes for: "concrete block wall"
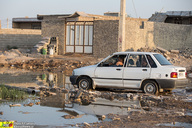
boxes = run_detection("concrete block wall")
[0,29,41,50]
[125,19,155,51]
[41,19,65,55]
[153,22,192,50]
[124,20,192,51]
[93,20,119,58]
[93,19,192,58]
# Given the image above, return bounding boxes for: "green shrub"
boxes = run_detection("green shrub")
[0,85,28,100]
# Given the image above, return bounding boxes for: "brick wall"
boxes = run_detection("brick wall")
[93,20,119,58]
[125,20,192,51]
[153,22,192,50]
[93,19,192,58]
[124,20,155,51]
[41,19,65,55]
[0,29,41,50]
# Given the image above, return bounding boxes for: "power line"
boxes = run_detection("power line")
[132,0,138,18]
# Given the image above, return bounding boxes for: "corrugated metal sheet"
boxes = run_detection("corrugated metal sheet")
[12,18,42,22]
[166,11,192,17]
[148,13,167,22]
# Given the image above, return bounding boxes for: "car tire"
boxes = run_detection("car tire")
[77,77,92,90]
[143,80,158,95]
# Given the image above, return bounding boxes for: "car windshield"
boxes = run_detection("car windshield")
[153,54,172,65]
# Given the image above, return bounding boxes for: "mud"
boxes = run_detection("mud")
[71,89,192,128]
[0,48,192,127]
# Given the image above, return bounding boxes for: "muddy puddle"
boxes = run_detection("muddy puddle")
[0,69,192,127]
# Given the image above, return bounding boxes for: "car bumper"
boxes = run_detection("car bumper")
[70,75,79,85]
[156,79,188,90]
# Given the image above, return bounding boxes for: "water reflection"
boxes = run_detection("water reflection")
[0,69,192,127]
[0,69,73,90]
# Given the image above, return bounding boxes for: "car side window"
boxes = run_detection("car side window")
[146,55,157,68]
[99,55,127,67]
[127,54,149,67]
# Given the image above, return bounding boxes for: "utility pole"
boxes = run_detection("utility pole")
[118,0,126,52]
[7,18,9,29]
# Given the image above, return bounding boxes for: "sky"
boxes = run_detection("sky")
[0,0,192,28]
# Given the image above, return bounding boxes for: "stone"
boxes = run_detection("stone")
[84,122,90,127]
[61,89,69,93]
[75,90,83,98]
[101,115,106,120]
[24,102,34,107]
[157,47,170,54]
[170,50,180,54]
[63,115,75,119]
[35,102,40,105]
[9,104,21,107]
[113,117,121,121]
[0,111,3,115]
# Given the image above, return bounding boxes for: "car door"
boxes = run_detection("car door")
[123,54,151,88]
[94,54,127,88]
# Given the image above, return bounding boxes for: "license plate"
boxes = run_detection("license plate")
[179,72,184,77]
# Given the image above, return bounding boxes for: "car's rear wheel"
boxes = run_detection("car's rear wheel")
[143,80,158,95]
[77,77,92,90]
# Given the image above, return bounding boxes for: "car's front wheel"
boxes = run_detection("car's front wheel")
[143,80,158,95]
[77,77,92,90]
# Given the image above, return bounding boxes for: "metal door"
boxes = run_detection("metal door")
[66,22,93,53]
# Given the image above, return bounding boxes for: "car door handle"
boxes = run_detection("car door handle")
[116,68,121,71]
[142,69,147,71]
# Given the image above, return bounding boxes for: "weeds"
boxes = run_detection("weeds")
[0,85,28,100]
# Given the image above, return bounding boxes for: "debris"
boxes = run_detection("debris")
[170,50,180,54]
[0,112,3,115]
[113,117,121,121]
[35,102,40,105]
[101,115,106,120]
[63,115,75,119]
[9,104,21,107]
[24,103,34,107]
[156,47,170,54]
[84,122,90,127]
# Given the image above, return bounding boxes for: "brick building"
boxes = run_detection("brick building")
[149,11,192,25]
[12,17,42,29]
[37,11,192,58]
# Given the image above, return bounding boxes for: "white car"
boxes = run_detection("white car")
[70,52,188,94]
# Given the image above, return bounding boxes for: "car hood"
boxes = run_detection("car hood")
[76,65,97,70]
[73,65,97,76]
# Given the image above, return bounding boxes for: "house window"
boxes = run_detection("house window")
[140,21,144,29]
[66,22,93,46]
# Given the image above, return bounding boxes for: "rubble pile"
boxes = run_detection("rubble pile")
[31,37,50,54]
[138,47,192,72]
[1,59,89,75]
[0,46,191,75]
[67,89,192,128]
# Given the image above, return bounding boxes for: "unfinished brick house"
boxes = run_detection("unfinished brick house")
[38,11,192,58]
[38,12,146,57]
[12,17,42,29]
[149,11,192,25]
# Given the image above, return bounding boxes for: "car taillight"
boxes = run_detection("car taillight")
[171,72,177,78]
[185,72,187,77]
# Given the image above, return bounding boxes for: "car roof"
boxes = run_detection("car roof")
[113,51,158,55]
